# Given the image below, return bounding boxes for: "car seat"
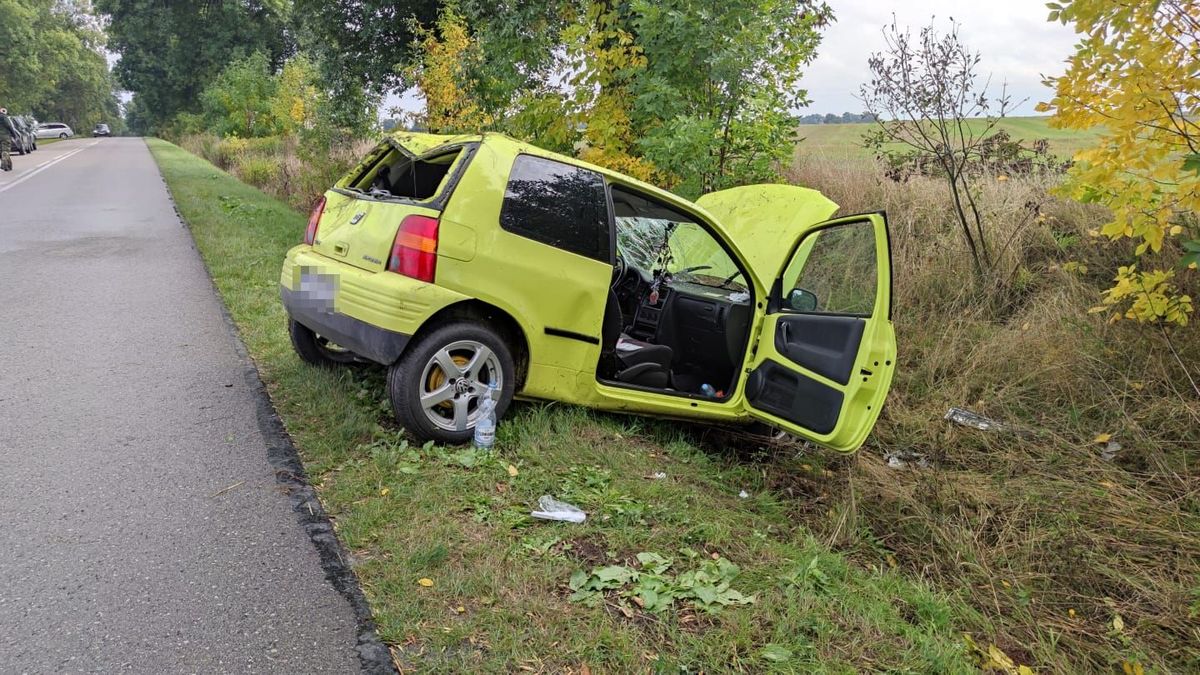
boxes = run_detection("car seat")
[600,289,673,388]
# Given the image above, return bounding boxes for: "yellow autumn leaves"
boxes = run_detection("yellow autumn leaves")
[1041,0,1199,326]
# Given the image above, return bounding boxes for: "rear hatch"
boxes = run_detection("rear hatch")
[312,132,479,272]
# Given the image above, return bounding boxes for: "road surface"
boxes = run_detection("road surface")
[0,138,362,672]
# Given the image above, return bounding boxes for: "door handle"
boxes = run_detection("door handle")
[779,321,791,344]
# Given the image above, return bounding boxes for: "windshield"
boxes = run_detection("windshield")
[612,187,746,290]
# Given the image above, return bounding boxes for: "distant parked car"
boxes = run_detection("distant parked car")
[36,122,73,140]
[11,116,36,154]
[93,123,111,137]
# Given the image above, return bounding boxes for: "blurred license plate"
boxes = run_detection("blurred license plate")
[297,268,338,311]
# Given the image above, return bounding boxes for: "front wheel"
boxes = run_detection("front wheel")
[59,133,68,139]
[388,322,515,444]
[288,319,359,367]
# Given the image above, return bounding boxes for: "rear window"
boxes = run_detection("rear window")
[342,144,465,202]
[499,155,611,262]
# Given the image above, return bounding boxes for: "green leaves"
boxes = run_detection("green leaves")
[568,550,756,613]
[1182,153,1200,176]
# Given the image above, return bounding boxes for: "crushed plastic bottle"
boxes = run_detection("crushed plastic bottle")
[530,495,587,523]
[700,383,717,397]
[473,382,499,448]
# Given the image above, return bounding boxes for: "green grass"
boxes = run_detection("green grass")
[795,115,1101,162]
[146,136,982,671]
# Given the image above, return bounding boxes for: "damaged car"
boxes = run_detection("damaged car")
[280,132,896,449]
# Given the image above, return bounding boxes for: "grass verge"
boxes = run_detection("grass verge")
[146,139,980,671]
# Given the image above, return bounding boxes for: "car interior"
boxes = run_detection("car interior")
[344,143,465,201]
[598,185,755,400]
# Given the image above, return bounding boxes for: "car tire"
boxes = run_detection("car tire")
[59,133,68,139]
[288,319,359,368]
[388,322,515,445]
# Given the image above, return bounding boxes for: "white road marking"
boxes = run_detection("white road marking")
[0,140,102,194]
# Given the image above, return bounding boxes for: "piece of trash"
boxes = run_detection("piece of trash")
[885,450,930,469]
[417,578,434,587]
[728,291,750,302]
[1100,441,1122,461]
[943,407,1037,438]
[531,495,587,523]
[652,471,667,480]
[944,407,1005,431]
[738,490,750,499]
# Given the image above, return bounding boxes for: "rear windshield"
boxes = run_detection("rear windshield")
[340,144,465,202]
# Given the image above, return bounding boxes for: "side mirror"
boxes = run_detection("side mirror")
[787,288,819,312]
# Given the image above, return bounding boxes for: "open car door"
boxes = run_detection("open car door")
[741,213,896,452]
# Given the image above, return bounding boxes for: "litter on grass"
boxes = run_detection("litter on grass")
[885,449,931,469]
[531,495,587,523]
[944,407,1038,438]
[944,407,1006,431]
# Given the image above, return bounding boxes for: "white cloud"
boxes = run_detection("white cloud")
[801,0,1080,115]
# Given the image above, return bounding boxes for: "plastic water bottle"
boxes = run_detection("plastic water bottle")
[700,383,717,398]
[473,382,499,448]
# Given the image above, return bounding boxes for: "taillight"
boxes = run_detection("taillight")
[304,196,326,245]
[387,214,439,282]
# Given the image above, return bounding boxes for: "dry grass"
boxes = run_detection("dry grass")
[178,133,376,211]
[787,157,1200,672]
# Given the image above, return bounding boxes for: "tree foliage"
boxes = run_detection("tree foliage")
[440,0,832,197]
[0,0,119,130]
[402,4,493,134]
[96,0,293,133]
[189,52,324,138]
[1040,0,1198,326]
[292,0,438,129]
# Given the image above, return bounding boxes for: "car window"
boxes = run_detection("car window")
[780,220,877,316]
[499,155,610,262]
[612,186,746,290]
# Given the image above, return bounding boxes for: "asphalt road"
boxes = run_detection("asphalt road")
[0,138,360,672]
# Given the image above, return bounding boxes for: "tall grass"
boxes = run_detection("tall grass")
[178,133,375,211]
[788,157,1200,671]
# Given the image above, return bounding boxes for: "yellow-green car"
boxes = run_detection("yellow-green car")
[280,132,895,448]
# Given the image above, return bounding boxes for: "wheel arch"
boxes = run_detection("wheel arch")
[409,299,531,390]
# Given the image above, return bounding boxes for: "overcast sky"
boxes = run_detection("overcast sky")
[804,0,1080,115]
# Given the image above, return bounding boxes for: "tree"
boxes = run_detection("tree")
[629,0,833,196]
[200,52,278,137]
[95,0,292,132]
[0,0,119,129]
[402,4,494,134]
[292,0,438,129]
[1040,0,1197,328]
[270,54,323,136]
[859,19,1015,279]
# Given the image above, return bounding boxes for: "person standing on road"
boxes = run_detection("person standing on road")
[0,107,16,172]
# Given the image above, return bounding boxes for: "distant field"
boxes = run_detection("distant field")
[794,115,1100,162]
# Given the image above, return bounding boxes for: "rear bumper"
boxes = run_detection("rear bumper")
[279,245,472,365]
[281,285,411,365]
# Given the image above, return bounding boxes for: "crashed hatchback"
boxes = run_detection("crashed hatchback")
[280,132,896,448]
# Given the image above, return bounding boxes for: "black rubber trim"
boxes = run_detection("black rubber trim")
[544,327,600,345]
[281,286,411,365]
